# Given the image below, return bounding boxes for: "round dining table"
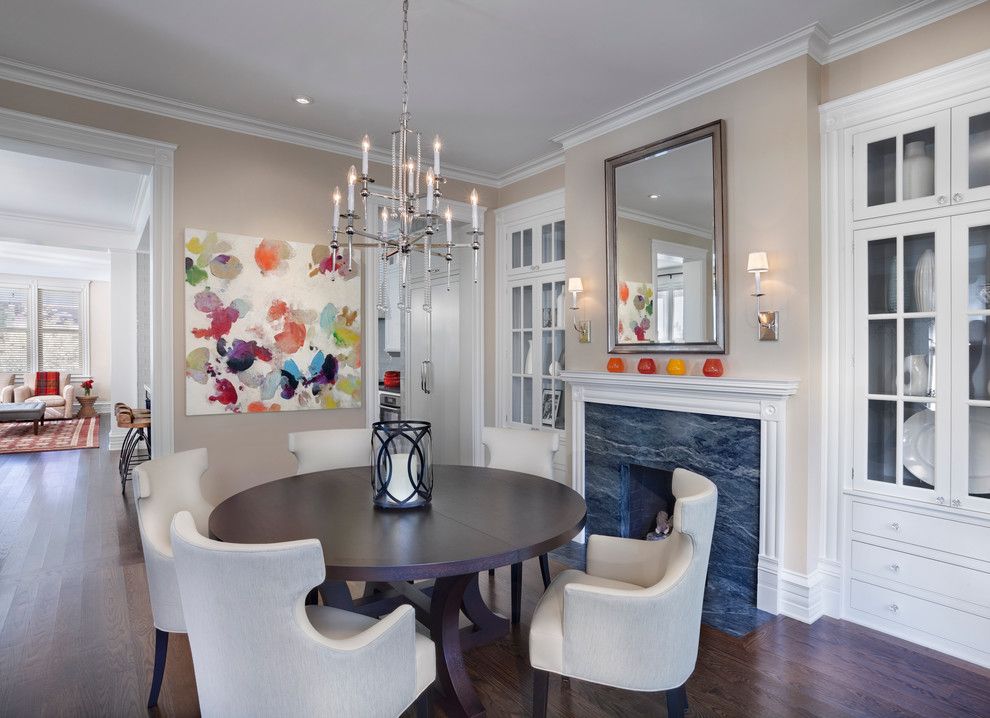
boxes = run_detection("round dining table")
[209,464,587,718]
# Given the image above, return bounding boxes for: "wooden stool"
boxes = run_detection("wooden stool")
[116,403,152,494]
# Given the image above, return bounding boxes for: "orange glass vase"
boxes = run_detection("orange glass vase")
[703,358,724,377]
[665,358,686,375]
[606,357,625,373]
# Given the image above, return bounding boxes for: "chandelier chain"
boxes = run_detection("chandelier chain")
[401,0,410,123]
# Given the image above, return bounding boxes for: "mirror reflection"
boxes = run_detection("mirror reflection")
[607,121,725,353]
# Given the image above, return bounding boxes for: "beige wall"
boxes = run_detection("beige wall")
[0,78,495,502]
[564,56,822,573]
[822,1,990,102]
[88,280,111,401]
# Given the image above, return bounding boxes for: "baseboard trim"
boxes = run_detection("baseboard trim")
[108,427,127,451]
[778,569,825,623]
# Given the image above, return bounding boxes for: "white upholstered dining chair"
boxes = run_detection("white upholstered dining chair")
[288,427,372,474]
[529,468,717,718]
[170,510,435,718]
[481,426,559,624]
[133,448,214,708]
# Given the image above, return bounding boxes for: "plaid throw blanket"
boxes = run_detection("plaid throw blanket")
[34,372,61,396]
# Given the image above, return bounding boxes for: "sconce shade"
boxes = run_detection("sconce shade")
[747,252,769,273]
[567,277,584,293]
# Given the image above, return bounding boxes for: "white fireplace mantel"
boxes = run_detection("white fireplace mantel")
[562,370,799,617]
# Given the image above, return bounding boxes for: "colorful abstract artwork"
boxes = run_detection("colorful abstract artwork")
[616,280,654,342]
[184,229,361,415]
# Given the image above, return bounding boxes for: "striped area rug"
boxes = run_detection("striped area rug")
[0,416,100,455]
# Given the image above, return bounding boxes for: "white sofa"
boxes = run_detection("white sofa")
[12,371,75,419]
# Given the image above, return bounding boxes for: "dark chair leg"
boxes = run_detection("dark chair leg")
[665,684,688,717]
[539,553,551,589]
[414,690,430,718]
[510,562,522,625]
[148,629,168,708]
[533,669,549,718]
[488,568,495,577]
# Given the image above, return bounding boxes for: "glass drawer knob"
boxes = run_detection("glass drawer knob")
[952,498,961,507]
[889,564,900,572]
[889,522,900,531]
[937,195,948,205]
[888,603,899,613]
[936,496,945,504]
[952,193,963,202]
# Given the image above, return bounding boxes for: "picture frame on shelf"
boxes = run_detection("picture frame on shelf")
[541,387,563,427]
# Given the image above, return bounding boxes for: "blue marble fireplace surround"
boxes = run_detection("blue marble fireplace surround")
[560,401,772,637]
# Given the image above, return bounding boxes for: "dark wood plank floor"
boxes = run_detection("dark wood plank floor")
[1,418,988,717]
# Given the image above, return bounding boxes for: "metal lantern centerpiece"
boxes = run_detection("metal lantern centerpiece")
[372,420,433,509]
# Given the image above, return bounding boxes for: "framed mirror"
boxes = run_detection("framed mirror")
[606,120,726,353]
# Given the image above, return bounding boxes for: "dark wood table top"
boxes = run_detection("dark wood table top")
[209,465,586,581]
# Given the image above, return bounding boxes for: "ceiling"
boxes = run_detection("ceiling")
[0,1,945,178]
[0,145,150,252]
[616,139,714,235]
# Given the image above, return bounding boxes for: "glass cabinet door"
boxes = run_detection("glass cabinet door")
[855,220,951,501]
[951,97,990,206]
[951,211,990,512]
[853,111,951,221]
[540,280,566,430]
[509,284,534,426]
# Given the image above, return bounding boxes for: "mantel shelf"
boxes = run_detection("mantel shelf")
[561,370,800,401]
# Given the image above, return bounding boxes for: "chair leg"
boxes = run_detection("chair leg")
[488,568,495,577]
[414,690,430,718]
[533,669,549,718]
[510,562,522,625]
[539,553,551,589]
[148,629,168,708]
[665,684,688,717]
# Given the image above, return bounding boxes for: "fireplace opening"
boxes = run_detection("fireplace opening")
[619,464,675,540]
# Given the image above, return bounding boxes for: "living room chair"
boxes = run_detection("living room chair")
[0,373,14,403]
[288,427,372,474]
[133,448,215,708]
[481,426,559,624]
[170,510,435,718]
[13,371,75,418]
[529,468,717,718]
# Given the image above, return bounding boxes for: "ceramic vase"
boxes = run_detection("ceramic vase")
[637,358,656,374]
[606,357,625,373]
[903,354,929,396]
[702,358,724,377]
[666,358,686,376]
[903,140,934,200]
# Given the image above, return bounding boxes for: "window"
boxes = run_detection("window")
[0,277,89,375]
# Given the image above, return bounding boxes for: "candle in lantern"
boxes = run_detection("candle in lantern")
[425,170,434,214]
[361,135,370,176]
[387,452,419,503]
[407,159,415,196]
[470,189,479,231]
[332,187,341,231]
[445,206,453,245]
[347,166,357,213]
[380,206,389,236]
[433,136,441,176]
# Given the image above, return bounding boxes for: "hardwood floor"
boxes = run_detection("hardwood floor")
[1,419,988,717]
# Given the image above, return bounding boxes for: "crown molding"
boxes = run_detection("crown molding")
[616,207,712,239]
[821,0,986,63]
[495,148,565,187]
[0,56,501,188]
[550,0,984,151]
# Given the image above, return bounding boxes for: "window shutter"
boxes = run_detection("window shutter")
[38,287,83,372]
[0,285,29,372]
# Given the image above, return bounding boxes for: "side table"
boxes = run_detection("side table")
[76,394,99,419]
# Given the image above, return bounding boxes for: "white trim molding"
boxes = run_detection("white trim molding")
[0,107,176,457]
[616,207,713,239]
[561,370,799,616]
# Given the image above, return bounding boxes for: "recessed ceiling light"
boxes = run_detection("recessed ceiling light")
[294,95,313,105]
[649,194,661,200]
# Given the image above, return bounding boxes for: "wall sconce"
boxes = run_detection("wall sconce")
[568,277,591,343]
[747,252,779,341]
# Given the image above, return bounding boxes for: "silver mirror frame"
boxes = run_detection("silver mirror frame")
[605,120,727,354]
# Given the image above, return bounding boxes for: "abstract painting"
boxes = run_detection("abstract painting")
[616,280,654,342]
[184,229,361,415]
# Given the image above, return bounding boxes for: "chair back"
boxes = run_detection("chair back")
[170,511,419,717]
[24,371,70,393]
[482,426,558,480]
[288,428,372,474]
[134,448,213,633]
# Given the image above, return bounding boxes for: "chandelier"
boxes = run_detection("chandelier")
[328,0,482,325]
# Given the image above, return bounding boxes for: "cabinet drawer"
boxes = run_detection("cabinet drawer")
[851,502,990,561]
[850,580,990,652]
[851,541,990,608]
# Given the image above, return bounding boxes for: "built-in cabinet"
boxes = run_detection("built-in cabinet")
[494,190,569,482]
[836,63,990,668]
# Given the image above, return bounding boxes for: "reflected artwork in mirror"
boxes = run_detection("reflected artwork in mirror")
[606,120,726,353]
